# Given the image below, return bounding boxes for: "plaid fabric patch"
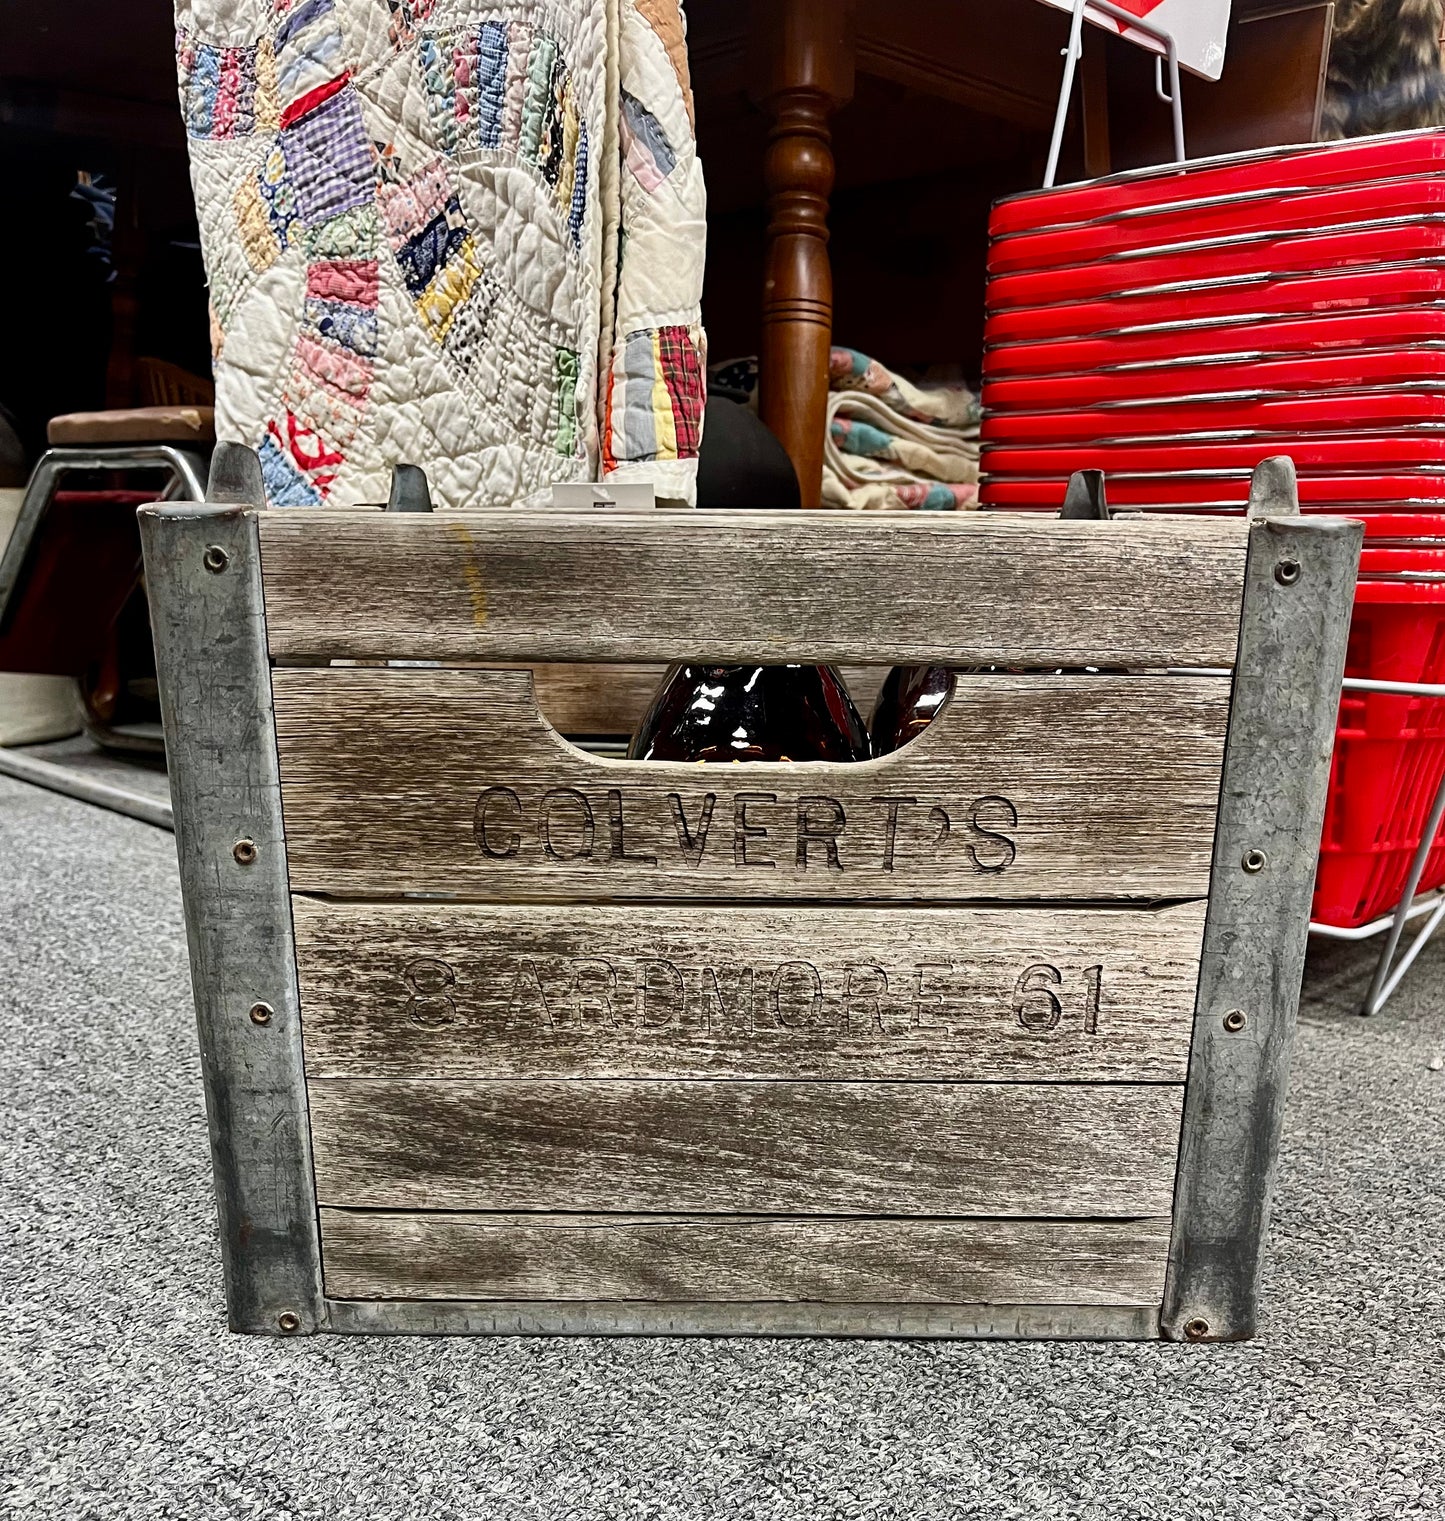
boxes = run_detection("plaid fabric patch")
[476,20,508,148]
[659,325,703,457]
[282,86,375,226]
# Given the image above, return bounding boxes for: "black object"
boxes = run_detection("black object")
[695,396,800,510]
[630,663,870,762]
[631,397,844,762]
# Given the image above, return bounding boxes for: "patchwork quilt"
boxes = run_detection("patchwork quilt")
[175,0,707,508]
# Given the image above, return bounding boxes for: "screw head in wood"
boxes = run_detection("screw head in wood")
[277,1310,301,1334]
[1242,848,1268,874]
[233,838,258,865]
[1223,1009,1248,1033]
[1183,1317,1211,1342]
[203,544,229,574]
[1274,558,1302,586]
[249,1002,274,1026]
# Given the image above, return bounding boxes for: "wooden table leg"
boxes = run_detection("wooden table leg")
[751,0,855,507]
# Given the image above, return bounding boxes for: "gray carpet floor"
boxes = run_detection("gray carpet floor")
[1,773,1442,1519]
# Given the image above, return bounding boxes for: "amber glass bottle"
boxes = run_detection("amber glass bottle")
[868,666,954,757]
[629,664,870,762]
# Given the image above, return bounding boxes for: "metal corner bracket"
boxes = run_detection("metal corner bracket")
[1160,504,1362,1341]
[139,498,324,1335]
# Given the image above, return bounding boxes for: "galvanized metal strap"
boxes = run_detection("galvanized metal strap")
[1161,512,1362,1342]
[139,502,323,1336]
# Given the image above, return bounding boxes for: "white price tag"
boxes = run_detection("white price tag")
[1036,0,1232,81]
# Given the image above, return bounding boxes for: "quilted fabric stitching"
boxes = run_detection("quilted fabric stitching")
[179,0,705,509]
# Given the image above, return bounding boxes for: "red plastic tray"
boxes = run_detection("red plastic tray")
[990,130,1445,238]
[980,389,1445,444]
[983,308,1445,377]
[1315,573,1445,928]
[987,221,1445,310]
[1359,514,1445,546]
[980,474,1445,509]
[989,182,1445,276]
[981,347,1445,411]
[984,266,1445,345]
[983,436,1445,477]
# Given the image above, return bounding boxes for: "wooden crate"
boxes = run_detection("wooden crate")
[139,466,1359,1341]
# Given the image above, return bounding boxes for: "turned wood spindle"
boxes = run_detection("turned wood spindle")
[752,0,855,508]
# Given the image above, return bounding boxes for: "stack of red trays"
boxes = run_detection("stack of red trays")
[1317,518,1445,927]
[979,129,1445,513]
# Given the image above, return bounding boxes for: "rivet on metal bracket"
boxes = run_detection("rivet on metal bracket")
[277,1310,301,1333]
[1222,1010,1248,1033]
[1183,1317,1211,1342]
[203,545,229,574]
[249,1002,274,1027]
[1275,559,1302,587]
[233,838,258,865]
[1241,849,1268,874]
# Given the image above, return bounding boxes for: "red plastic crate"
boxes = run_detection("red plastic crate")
[983,308,1445,377]
[988,181,1445,275]
[983,134,1445,933]
[1315,567,1445,928]
[989,129,1445,238]
[981,389,1445,444]
[986,221,1445,310]
[982,435,1445,476]
[980,475,1445,510]
[983,268,1445,346]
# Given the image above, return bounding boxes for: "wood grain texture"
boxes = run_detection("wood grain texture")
[307,1079,1184,1216]
[293,898,1206,1082]
[319,1209,1171,1305]
[255,510,1249,668]
[525,664,668,735]
[272,668,1230,902]
[323,1296,1160,1339]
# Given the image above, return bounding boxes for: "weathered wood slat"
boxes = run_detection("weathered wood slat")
[318,1209,1171,1305]
[524,664,667,736]
[272,669,1230,901]
[256,510,1248,668]
[322,1297,1161,1339]
[307,1079,1184,1216]
[294,899,1205,1082]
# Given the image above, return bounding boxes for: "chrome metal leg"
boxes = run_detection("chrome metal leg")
[1361,764,1445,1016]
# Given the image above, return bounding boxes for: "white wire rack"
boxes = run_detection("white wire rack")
[1044,0,1185,187]
[1309,675,1445,1016]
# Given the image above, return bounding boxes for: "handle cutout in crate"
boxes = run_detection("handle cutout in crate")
[271,665,1231,902]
